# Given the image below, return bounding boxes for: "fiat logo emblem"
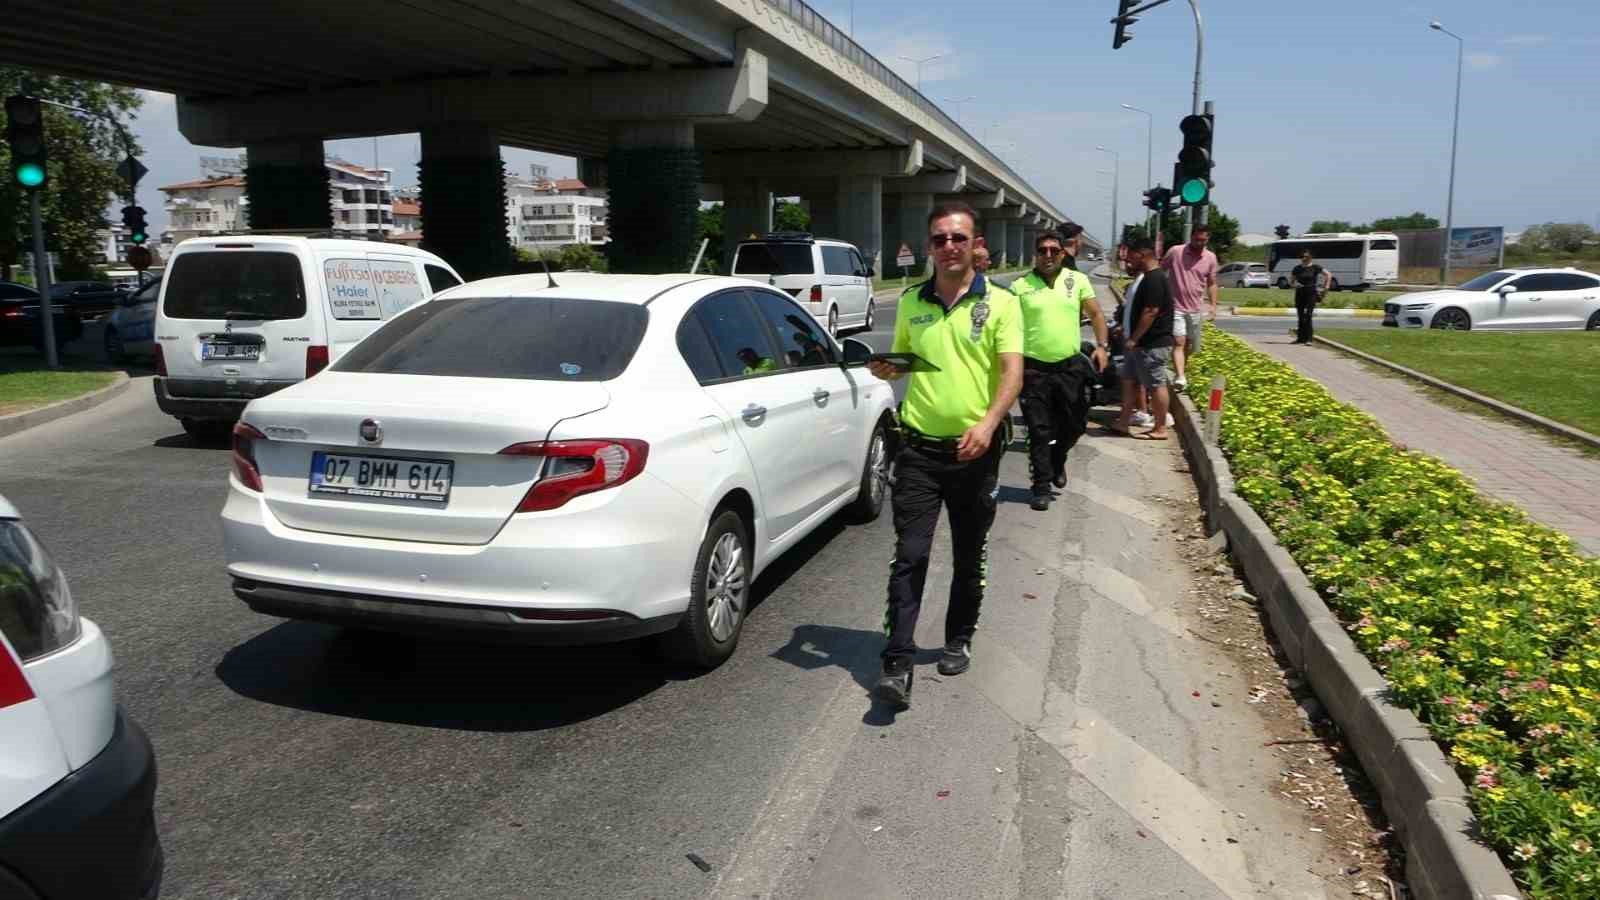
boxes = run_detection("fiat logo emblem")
[359,418,383,444]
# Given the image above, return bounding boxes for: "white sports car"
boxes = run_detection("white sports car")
[222,273,897,669]
[1384,267,1600,331]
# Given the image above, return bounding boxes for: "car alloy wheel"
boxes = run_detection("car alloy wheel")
[863,300,875,332]
[849,421,890,522]
[1431,308,1471,331]
[828,307,840,338]
[705,531,747,642]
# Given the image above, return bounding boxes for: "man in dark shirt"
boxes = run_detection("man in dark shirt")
[1058,222,1084,271]
[1290,250,1330,344]
[1112,239,1175,440]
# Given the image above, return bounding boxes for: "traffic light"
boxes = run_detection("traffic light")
[1274,224,1292,239]
[121,205,148,245]
[5,95,48,189]
[1142,186,1172,213]
[1112,0,1138,49]
[1175,113,1214,206]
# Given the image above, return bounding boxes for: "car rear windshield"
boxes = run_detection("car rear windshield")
[733,243,813,276]
[332,296,648,381]
[163,251,307,320]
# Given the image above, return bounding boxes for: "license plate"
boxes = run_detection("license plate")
[202,342,260,361]
[309,451,454,504]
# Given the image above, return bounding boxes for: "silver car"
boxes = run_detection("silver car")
[1219,262,1270,288]
[1384,267,1600,331]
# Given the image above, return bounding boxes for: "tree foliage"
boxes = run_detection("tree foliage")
[0,69,143,281]
[1307,220,1358,234]
[1520,222,1595,254]
[774,199,809,232]
[1370,211,1438,232]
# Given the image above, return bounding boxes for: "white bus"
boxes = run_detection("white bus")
[1266,232,1399,292]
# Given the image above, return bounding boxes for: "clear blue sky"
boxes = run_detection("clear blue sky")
[127,0,1599,245]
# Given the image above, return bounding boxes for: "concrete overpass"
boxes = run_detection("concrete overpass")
[2,0,1086,276]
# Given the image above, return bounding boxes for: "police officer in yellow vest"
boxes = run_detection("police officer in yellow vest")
[866,201,1024,709]
[1010,229,1110,510]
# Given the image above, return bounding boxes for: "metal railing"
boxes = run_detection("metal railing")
[758,0,1060,221]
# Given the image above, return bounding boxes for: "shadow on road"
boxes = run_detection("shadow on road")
[770,623,941,728]
[215,619,667,732]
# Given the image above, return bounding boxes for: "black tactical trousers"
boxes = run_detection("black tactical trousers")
[882,434,1005,666]
[1019,355,1094,491]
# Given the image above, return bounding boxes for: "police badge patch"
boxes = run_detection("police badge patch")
[969,299,989,341]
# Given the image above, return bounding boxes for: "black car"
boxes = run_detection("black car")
[49,281,128,321]
[0,281,83,352]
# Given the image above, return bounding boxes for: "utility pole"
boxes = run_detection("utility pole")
[1431,20,1464,286]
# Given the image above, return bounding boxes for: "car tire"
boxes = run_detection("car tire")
[662,509,751,670]
[1329,278,1342,292]
[847,419,891,523]
[1587,310,1600,331]
[1431,307,1472,331]
[180,418,232,442]
[827,307,840,338]
[104,327,127,363]
[863,300,875,333]
[1277,277,1290,289]
[1352,284,1368,293]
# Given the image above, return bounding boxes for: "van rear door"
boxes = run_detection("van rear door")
[317,254,429,365]
[159,244,313,383]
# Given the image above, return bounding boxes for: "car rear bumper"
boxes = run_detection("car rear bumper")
[0,711,162,900]
[153,375,295,421]
[221,474,702,640]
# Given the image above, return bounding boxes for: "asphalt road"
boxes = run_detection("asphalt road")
[2,290,1339,898]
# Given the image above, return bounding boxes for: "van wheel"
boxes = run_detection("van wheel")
[827,307,840,338]
[863,300,876,332]
[848,420,891,523]
[661,510,750,670]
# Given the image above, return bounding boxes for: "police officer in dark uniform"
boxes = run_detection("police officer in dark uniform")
[867,201,1025,709]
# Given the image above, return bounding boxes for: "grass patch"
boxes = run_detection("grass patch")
[1219,286,1398,309]
[1186,326,1600,898]
[1316,329,1600,436]
[0,352,119,416]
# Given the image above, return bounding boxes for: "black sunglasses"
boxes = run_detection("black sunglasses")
[929,233,971,247]
[1036,246,1064,256]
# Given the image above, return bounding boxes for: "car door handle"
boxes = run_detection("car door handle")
[741,404,767,424]
[812,388,830,406]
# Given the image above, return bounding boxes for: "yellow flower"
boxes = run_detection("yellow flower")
[1572,800,1595,819]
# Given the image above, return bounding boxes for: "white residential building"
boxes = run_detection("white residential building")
[157,158,396,245]
[93,225,132,265]
[505,177,608,249]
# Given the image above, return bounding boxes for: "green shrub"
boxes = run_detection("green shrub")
[1186,326,1600,897]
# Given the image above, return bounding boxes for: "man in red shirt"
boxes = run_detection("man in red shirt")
[1159,223,1219,390]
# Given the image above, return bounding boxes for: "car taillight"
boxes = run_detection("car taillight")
[809,285,823,302]
[0,643,32,709]
[499,439,649,512]
[153,343,167,376]
[306,345,329,378]
[1,309,22,318]
[232,422,266,491]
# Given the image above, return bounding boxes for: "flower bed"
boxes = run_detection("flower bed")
[1185,326,1600,897]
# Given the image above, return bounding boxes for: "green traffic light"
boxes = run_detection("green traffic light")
[1179,178,1208,205]
[16,162,45,187]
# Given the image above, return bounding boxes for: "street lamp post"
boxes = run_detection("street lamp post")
[1097,146,1120,257]
[897,54,944,92]
[1431,20,1464,286]
[944,96,975,123]
[1122,103,1154,233]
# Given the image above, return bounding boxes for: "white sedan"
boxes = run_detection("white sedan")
[222,273,896,669]
[1384,267,1600,331]
[1218,262,1270,288]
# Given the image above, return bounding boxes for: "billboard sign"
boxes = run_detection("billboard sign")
[1447,226,1504,268]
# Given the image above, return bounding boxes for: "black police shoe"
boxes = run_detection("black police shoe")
[1030,490,1052,511]
[1052,470,1068,489]
[875,661,913,709]
[937,639,973,676]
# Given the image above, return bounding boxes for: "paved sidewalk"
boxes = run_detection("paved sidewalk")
[1241,333,1600,556]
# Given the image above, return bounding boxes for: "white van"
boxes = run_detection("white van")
[152,236,463,437]
[731,233,876,337]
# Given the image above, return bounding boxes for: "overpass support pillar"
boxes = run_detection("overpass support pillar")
[722,178,773,272]
[983,217,1008,270]
[1008,222,1026,267]
[418,125,512,280]
[810,175,884,274]
[609,121,701,274]
[883,192,932,277]
[244,138,330,232]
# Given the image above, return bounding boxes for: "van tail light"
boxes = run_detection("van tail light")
[232,423,266,492]
[153,343,167,377]
[499,439,649,512]
[809,285,823,303]
[306,345,329,378]
[0,643,33,709]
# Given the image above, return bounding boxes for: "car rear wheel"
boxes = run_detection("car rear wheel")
[863,300,875,332]
[1277,277,1290,290]
[1431,307,1472,331]
[848,420,891,523]
[662,509,750,670]
[827,307,840,338]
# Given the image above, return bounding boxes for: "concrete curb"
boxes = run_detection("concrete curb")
[0,372,131,440]
[1172,393,1522,900]
[1314,335,1600,453]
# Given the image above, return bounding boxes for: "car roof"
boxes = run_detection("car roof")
[442,272,725,305]
[172,235,449,259]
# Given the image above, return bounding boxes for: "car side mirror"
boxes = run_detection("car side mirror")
[840,337,873,367]
[1497,284,1517,295]
[863,267,875,279]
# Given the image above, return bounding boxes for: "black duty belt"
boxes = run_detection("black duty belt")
[899,427,962,455]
